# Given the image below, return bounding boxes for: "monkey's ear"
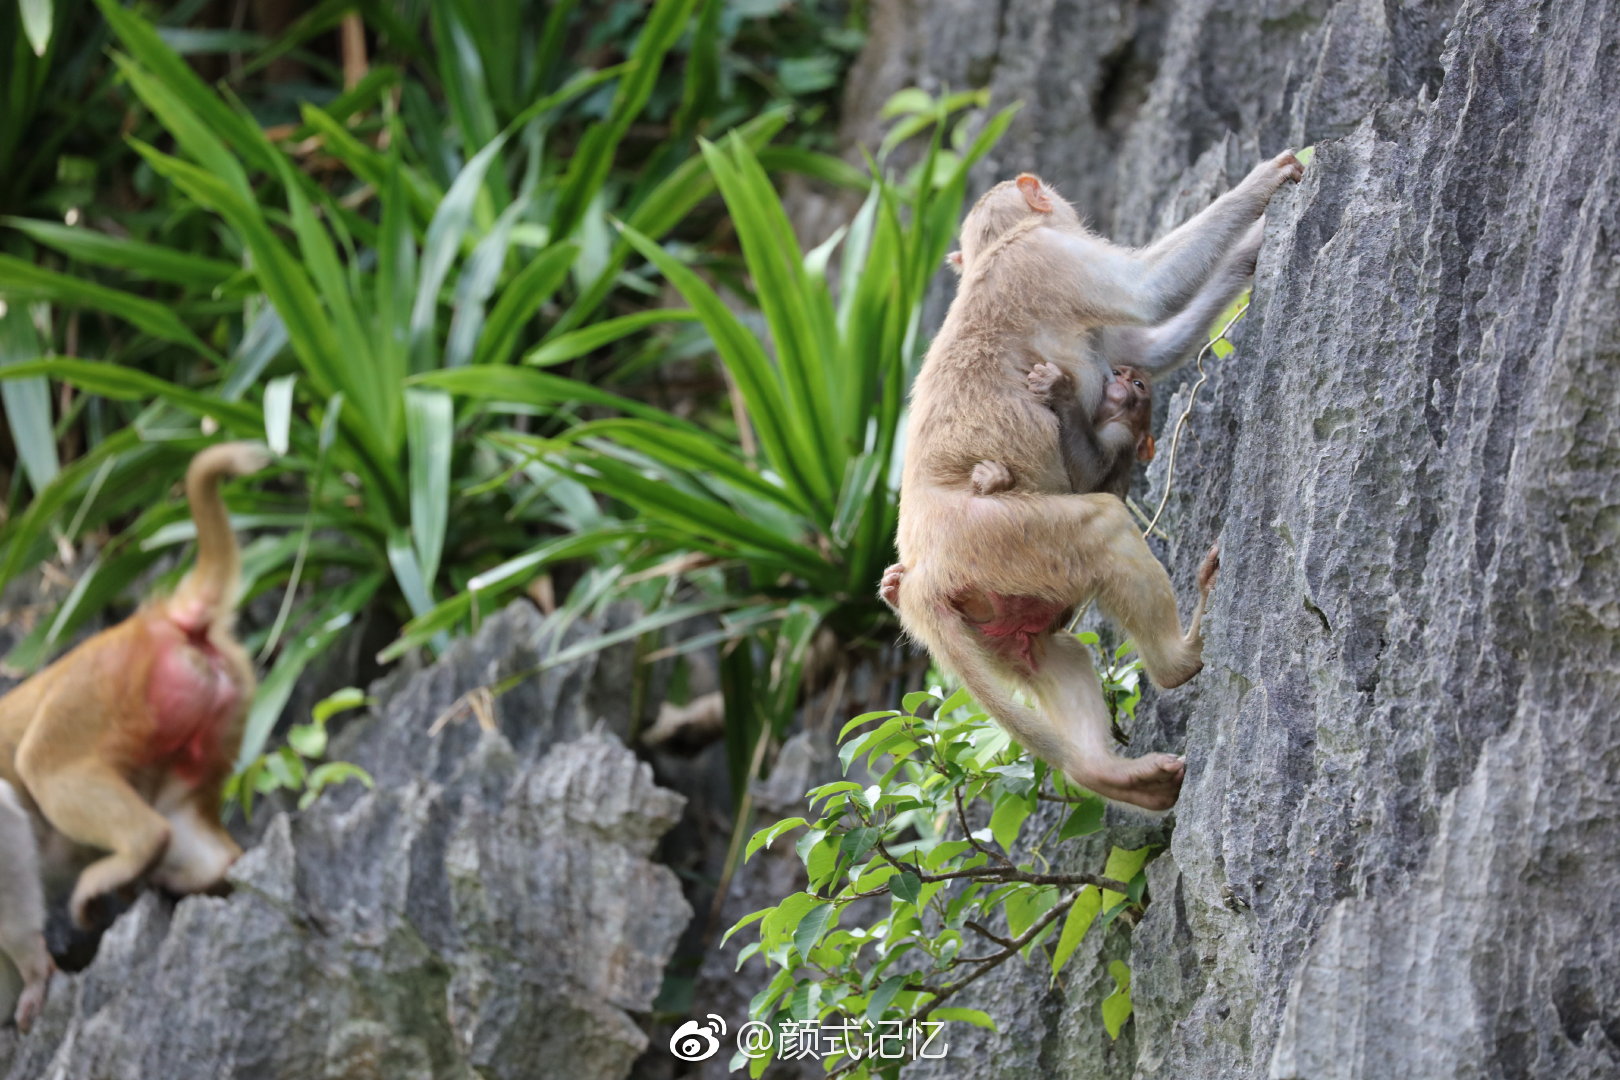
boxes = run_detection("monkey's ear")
[1016,174,1054,213]
[1137,433,1156,463]
[945,250,964,274]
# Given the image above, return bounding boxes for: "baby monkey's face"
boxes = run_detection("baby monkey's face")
[1105,365,1152,416]
[1099,365,1155,464]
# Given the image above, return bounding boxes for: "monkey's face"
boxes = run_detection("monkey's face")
[1104,366,1156,462]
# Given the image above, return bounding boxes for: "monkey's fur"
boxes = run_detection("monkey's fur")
[0,442,269,1029]
[893,154,1301,809]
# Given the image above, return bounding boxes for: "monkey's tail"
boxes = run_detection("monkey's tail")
[907,603,1068,771]
[173,441,273,618]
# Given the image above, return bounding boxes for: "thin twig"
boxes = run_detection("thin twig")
[956,784,1015,869]
[963,920,1017,951]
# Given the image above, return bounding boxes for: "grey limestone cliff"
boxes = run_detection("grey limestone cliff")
[0,604,690,1080]
[838,1,1620,1077]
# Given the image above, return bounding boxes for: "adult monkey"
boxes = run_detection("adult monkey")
[0,441,270,1029]
[891,153,1302,810]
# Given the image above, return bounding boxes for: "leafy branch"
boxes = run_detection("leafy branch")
[726,673,1162,1079]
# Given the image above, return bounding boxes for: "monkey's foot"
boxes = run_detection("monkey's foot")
[1074,753,1186,811]
[13,960,52,1034]
[1027,361,1072,405]
[878,563,906,610]
[970,460,1015,496]
[1198,543,1220,595]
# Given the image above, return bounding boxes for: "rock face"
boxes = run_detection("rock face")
[842,1,1620,1077]
[0,604,690,1080]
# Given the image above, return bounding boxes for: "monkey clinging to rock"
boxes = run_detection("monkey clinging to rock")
[0,441,272,1031]
[890,152,1302,810]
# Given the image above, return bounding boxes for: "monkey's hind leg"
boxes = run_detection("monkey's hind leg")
[0,780,54,1031]
[1089,523,1218,690]
[17,754,172,929]
[1028,635,1184,811]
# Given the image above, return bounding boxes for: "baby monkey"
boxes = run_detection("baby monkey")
[968,362,1156,500]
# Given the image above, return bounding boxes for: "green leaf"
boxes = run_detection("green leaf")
[989,790,1033,852]
[891,871,922,906]
[1003,885,1056,938]
[881,88,934,118]
[931,1007,996,1031]
[720,907,770,949]
[472,242,577,366]
[410,134,510,370]
[838,709,901,741]
[286,722,327,758]
[866,975,907,1021]
[554,107,789,334]
[312,687,368,725]
[745,817,807,861]
[0,358,260,432]
[2,218,242,291]
[1058,797,1106,840]
[1101,845,1156,910]
[404,388,454,584]
[840,826,880,863]
[445,197,527,368]
[20,0,53,56]
[901,689,934,715]
[417,365,708,435]
[550,0,700,238]
[0,255,214,354]
[0,307,59,493]
[94,0,277,173]
[787,979,821,1022]
[612,222,826,514]
[791,900,837,957]
[523,309,699,368]
[804,836,839,888]
[1101,960,1133,1038]
[302,761,374,805]
[1050,887,1102,976]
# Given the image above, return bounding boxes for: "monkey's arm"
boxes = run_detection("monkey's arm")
[1097,219,1262,377]
[1136,151,1301,267]
[1045,152,1298,327]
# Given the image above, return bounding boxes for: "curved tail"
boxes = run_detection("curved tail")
[172,442,273,620]
[904,602,1072,772]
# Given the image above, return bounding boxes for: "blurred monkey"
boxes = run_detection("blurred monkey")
[0,441,269,991]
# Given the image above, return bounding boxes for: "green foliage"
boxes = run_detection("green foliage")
[728,650,1162,1076]
[0,1,866,770]
[227,686,374,820]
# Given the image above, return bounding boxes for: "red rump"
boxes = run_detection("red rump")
[144,619,239,784]
[951,592,1069,674]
